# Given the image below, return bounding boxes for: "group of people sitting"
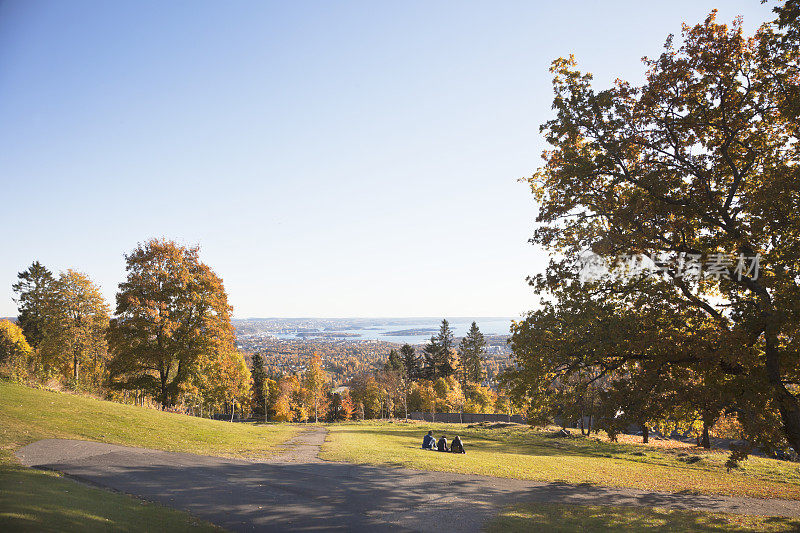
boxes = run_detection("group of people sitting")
[421,430,465,453]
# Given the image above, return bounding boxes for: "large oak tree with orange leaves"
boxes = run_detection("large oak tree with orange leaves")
[509,2,800,454]
[108,239,238,409]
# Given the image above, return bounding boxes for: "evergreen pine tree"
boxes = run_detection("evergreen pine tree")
[423,336,439,378]
[399,344,419,380]
[424,319,455,378]
[458,321,486,388]
[384,349,403,373]
[12,261,54,349]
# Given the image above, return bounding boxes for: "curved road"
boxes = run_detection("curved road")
[16,428,800,532]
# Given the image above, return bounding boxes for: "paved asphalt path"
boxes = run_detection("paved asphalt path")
[15,428,800,532]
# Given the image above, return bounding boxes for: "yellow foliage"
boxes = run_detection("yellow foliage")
[0,320,33,381]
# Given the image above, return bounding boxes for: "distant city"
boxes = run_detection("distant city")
[234,317,514,386]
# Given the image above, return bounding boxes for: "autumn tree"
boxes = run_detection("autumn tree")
[382,349,408,418]
[14,266,111,386]
[272,375,297,422]
[46,270,111,386]
[108,239,235,409]
[494,389,515,420]
[0,319,32,381]
[215,348,252,420]
[303,353,329,423]
[326,389,353,422]
[378,367,404,418]
[599,367,667,443]
[505,268,742,440]
[464,384,496,414]
[432,376,463,415]
[386,347,415,419]
[175,342,252,419]
[519,3,800,454]
[264,377,279,421]
[180,371,206,417]
[12,261,55,350]
[290,374,310,422]
[420,380,438,421]
[349,372,381,419]
[340,389,354,420]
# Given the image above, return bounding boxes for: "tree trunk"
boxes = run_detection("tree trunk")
[701,420,711,449]
[642,424,649,444]
[737,281,800,453]
[230,400,235,422]
[765,330,800,453]
[73,346,80,383]
[72,314,82,384]
[159,368,169,410]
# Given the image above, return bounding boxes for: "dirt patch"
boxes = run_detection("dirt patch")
[265,426,327,463]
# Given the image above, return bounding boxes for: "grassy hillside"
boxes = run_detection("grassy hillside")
[0,380,297,458]
[321,421,800,499]
[0,380,299,531]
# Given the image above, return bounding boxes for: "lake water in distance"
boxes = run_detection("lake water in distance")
[270,318,514,345]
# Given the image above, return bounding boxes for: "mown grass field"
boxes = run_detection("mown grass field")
[0,380,299,531]
[486,502,800,532]
[321,420,800,499]
[0,465,221,532]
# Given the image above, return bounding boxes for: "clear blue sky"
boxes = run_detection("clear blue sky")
[0,0,776,319]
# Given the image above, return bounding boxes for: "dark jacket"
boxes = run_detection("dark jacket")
[437,437,449,452]
[422,434,436,449]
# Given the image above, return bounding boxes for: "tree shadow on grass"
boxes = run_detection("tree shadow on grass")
[0,463,218,533]
[487,502,800,533]
[17,440,800,532]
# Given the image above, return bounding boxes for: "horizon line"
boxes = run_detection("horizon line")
[234,316,518,320]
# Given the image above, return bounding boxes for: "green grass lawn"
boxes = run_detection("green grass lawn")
[486,503,800,532]
[0,465,221,532]
[321,420,800,499]
[0,380,298,459]
[0,380,300,532]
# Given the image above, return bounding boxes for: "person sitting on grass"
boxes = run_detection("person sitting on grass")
[422,430,437,450]
[437,435,449,452]
[450,435,465,454]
